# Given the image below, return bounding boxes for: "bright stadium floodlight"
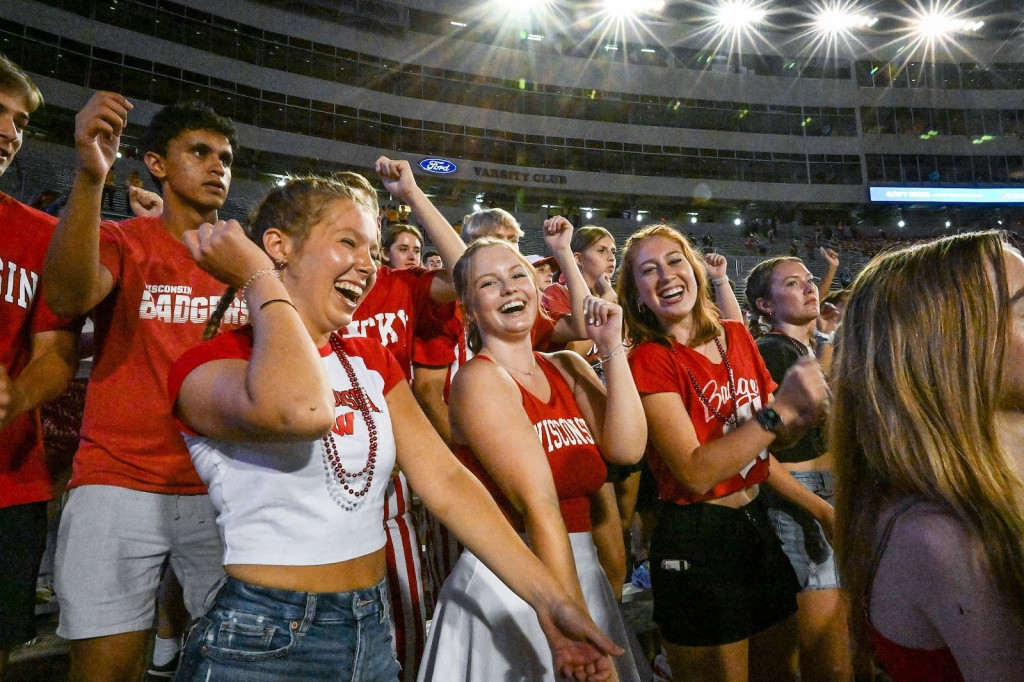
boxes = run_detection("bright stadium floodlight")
[714,1,767,31]
[911,8,984,40]
[813,5,878,34]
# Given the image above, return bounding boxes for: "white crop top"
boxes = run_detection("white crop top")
[168,330,403,566]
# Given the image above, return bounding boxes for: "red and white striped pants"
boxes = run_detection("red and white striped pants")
[383,471,426,682]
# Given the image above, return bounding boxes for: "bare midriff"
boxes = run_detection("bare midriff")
[783,451,833,473]
[704,486,759,509]
[226,547,386,593]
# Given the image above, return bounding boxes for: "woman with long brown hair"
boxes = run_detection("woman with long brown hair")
[832,231,1024,681]
[616,224,831,681]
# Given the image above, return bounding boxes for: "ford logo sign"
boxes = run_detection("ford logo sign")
[419,158,458,174]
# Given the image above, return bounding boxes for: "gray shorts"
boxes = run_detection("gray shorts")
[54,485,224,640]
[763,470,841,592]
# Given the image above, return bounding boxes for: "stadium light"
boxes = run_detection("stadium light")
[714,1,767,31]
[813,6,878,34]
[911,9,983,40]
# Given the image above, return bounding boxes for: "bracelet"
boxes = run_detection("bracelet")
[258,298,295,311]
[241,268,281,302]
[711,276,730,287]
[813,330,835,344]
[598,346,626,364]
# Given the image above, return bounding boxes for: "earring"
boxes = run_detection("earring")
[274,258,286,270]
[637,301,645,312]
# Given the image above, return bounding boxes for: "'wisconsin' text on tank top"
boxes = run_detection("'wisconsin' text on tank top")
[533,417,596,453]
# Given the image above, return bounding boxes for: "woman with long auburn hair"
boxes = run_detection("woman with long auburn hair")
[615,224,831,681]
[831,230,1024,681]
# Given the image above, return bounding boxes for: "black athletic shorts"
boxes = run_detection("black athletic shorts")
[650,497,799,646]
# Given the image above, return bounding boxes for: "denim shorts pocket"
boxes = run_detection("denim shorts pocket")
[202,610,297,662]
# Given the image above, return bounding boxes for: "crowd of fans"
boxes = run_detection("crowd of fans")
[2,49,1024,682]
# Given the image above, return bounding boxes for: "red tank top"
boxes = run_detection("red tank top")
[868,626,963,682]
[453,353,607,532]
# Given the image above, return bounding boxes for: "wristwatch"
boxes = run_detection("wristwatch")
[756,406,784,433]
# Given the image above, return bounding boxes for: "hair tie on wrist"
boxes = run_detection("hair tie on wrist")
[711,276,730,287]
[258,298,295,311]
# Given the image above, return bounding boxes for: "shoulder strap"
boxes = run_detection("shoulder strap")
[865,496,921,610]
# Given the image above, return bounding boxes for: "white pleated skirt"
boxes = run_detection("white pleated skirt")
[417,532,643,682]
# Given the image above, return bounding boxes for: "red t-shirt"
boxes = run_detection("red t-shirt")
[454,353,606,532]
[69,216,248,494]
[0,194,79,508]
[542,282,570,316]
[344,265,437,381]
[629,320,777,505]
[412,300,458,368]
[542,282,600,363]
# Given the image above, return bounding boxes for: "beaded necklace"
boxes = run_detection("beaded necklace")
[768,328,812,357]
[320,333,379,512]
[673,336,739,428]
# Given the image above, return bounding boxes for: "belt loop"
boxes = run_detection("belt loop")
[300,592,317,634]
[203,575,229,611]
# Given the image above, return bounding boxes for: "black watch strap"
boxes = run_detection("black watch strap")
[756,406,783,433]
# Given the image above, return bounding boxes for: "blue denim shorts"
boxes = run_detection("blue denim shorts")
[175,575,400,682]
[763,470,840,592]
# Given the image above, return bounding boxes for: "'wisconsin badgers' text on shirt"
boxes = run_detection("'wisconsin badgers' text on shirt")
[695,376,763,425]
[0,259,39,310]
[138,284,248,325]
[534,417,596,453]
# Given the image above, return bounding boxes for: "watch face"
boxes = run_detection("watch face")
[758,407,782,432]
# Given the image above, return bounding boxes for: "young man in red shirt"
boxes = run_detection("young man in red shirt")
[43,92,244,682]
[0,52,80,681]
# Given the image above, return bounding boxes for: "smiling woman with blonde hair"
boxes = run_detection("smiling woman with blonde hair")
[832,230,1024,681]
[419,220,646,681]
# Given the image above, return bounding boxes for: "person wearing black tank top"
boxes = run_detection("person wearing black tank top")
[744,256,850,682]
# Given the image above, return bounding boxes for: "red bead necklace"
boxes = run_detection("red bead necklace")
[768,328,811,357]
[321,332,378,511]
[673,336,739,428]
